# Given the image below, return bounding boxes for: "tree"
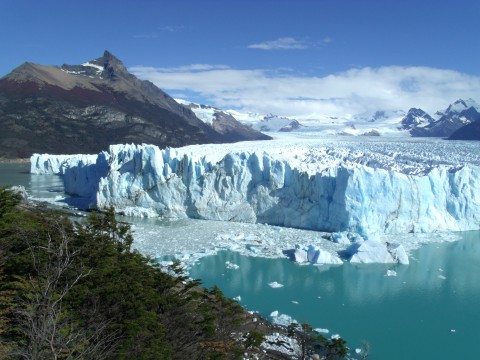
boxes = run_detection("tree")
[287,322,348,360]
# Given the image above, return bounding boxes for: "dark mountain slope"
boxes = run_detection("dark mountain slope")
[0,51,270,159]
[406,99,480,137]
[448,120,480,140]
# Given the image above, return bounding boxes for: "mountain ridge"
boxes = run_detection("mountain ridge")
[0,51,270,159]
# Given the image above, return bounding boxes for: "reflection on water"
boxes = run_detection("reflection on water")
[190,231,480,360]
[0,163,64,201]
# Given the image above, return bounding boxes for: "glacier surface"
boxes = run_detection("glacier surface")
[31,136,480,238]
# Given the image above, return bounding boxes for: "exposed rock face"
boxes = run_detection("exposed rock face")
[449,120,480,140]
[403,99,480,137]
[177,100,270,141]
[400,108,434,131]
[0,51,269,158]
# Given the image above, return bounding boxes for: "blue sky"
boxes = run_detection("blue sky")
[2,0,480,117]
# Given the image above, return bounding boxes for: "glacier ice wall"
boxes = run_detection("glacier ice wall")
[30,142,480,235]
[30,153,98,175]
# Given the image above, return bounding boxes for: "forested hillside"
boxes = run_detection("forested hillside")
[0,188,349,359]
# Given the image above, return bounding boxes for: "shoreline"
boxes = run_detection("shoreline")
[0,158,30,164]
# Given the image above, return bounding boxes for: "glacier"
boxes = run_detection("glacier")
[30,136,480,237]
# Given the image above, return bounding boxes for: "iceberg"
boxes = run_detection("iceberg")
[346,240,409,264]
[268,282,284,288]
[30,138,480,236]
[284,245,343,264]
[331,232,351,245]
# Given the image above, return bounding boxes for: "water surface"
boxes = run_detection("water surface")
[2,162,479,359]
[190,232,480,359]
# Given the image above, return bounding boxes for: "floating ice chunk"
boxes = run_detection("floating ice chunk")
[348,240,409,264]
[315,328,329,334]
[386,242,409,265]
[268,281,284,288]
[233,295,241,302]
[363,233,382,242]
[291,301,299,304]
[284,245,342,265]
[439,275,447,280]
[349,240,395,263]
[247,245,261,254]
[385,270,397,277]
[331,232,351,245]
[225,261,240,270]
[307,245,343,264]
[355,348,362,354]
[292,248,309,263]
[270,310,279,317]
[331,334,341,340]
[451,329,456,333]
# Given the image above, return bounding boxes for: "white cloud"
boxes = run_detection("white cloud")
[129,64,480,118]
[138,64,231,73]
[158,25,186,33]
[248,37,308,50]
[133,25,187,39]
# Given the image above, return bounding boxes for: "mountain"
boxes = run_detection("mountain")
[0,51,269,159]
[399,108,435,131]
[406,99,480,137]
[448,120,480,140]
[224,110,304,132]
[252,114,303,132]
[174,99,271,141]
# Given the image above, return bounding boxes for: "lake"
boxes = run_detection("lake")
[1,162,479,359]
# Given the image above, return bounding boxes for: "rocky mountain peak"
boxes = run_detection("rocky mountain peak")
[0,52,271,158]
[92,50,128,80]
[400,108,434,131]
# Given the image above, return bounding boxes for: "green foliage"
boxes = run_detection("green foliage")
[287,322,349,360]
[0,197,271,359]
[0,187,21,218]
[244,330,265,349]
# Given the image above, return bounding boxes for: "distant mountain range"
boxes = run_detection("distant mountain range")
[179,98,480,140]
[401,98,480,138]
[1,51,478,160]
[176,100,303,133]
[0,51,269,159]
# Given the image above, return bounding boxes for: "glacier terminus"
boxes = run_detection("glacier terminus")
[30,135,480,264]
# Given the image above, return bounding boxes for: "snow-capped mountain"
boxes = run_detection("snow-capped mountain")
[225,110,304,132]
[175,97,480,139]
[175,99,270,141]
[175,100,303,133]
[400,108,435,131]
[247,114,303,132]
[407,99,480,137]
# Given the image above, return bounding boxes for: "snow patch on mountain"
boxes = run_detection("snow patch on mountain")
[175,98,480,137]
[175,98,217,125]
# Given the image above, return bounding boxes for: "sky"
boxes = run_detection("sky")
[1,0,480,118]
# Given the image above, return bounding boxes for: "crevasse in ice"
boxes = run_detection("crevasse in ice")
[30,140,480,236]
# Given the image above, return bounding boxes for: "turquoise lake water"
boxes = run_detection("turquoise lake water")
[1,163,479,359]
[189,234,480,359]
